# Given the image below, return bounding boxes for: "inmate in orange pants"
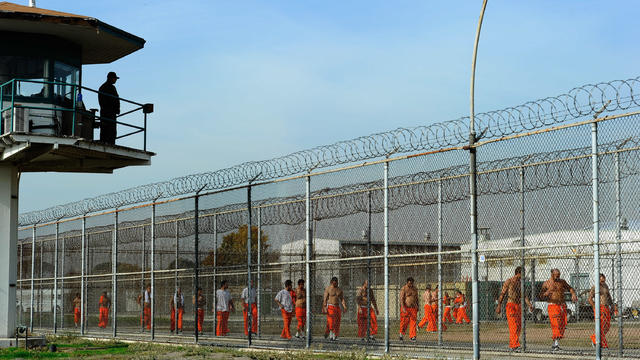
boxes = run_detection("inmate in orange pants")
[418,304,436,332]
[456,306,470,323]
[170,307,184,331]
[141,306,151,330]
[295,307,306,332]
[98,306,109,328]
[216,310,229,336]
[357,307,378,337]
[432,303,447,331]
[399,307,418,338]
[324,304,342,337]
[506,303,522,349]
[590,306,611,348]
[243,303,258,335]
[548,303,567,340]
[280,309,293,339]
[74,307,81,326]
[442,306,453,323]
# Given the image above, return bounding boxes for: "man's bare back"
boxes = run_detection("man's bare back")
[400,284,418,308]
[503,275,523,304]
[422,289,431,305]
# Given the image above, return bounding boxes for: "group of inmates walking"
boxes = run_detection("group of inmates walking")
[68,267,613,352]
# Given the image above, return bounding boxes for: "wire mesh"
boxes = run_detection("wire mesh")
[15,98,640,358]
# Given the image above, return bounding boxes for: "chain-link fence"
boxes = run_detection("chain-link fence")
[15,78,640,358]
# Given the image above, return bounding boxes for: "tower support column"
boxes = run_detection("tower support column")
[0,165,18,338]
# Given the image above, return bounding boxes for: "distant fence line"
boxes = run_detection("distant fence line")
[18,77,640,225]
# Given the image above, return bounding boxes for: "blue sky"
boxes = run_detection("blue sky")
[19,0,640,213]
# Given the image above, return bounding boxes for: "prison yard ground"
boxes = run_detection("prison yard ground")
[0,336,600,360]
[14,320,638,359]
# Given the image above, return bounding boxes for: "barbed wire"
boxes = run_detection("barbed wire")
[21,127,640,247]
[18,77,640,225]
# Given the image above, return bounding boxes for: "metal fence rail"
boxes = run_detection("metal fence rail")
[15,78,640,359]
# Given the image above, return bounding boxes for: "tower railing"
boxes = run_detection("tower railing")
[0,79,153,151]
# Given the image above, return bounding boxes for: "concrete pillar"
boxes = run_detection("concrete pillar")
[0,165,18,337]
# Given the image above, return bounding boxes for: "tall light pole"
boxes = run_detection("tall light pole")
[469,1,488,359]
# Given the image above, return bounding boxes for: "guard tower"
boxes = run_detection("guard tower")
[0,2,154,337]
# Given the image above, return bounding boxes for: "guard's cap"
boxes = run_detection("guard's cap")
[107,71,120,79]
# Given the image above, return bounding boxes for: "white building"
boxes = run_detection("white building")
[460,227,640,307]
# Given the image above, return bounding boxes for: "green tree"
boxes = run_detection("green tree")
[202,225,269,268]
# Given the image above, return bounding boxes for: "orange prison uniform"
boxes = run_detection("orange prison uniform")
[141,305,151,330]
[324,304,342,337]
[196,308,205,332]
[74,307,81,325]
[454,295,470,324]
[399,307,417,338]
[357,306,378,337]
[432,303,447,331]
[98,296,109,328]
[281,309,293,339]
[590,306,611,348]
[442,306,453,323]
[170,307,183,331]
[216,311,229,335]
[296,306,306,332]
[548,303,567,340]
[243,303,258,335]
[418,304,436,331]
[506,302,522,349]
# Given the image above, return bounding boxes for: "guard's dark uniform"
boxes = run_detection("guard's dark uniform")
[98,80,120,144]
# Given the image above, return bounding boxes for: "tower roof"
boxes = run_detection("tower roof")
[0,1,145,64]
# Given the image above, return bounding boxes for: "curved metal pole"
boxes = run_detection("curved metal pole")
[469,1,488,359]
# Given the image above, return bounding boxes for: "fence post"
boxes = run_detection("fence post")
[174,220,178,300]
[29,225,35,333]
[305,174,313,348]
[60,236,65,330]
[366,190,372,341]
[257,207,262,338]
[193,190,201,343]
[39,243,43,328]
[112,210,118,337]
[383,161,390,353]
[81,216,86,335]
[519,166,526,351]
[212,215,218,335]
[151,202,156,340]
[53,222,59,333]
[140,225,145,333]
[615,150,623,355]
[247,184,253,347]
[592,121,602,359]
[18,242,22,326]
[437,179,443,347]
[173,220,178,337]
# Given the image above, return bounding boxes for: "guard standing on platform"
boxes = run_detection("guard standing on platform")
[98,71,120,145]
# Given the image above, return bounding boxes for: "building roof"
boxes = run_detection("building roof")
[0,2,145,64]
